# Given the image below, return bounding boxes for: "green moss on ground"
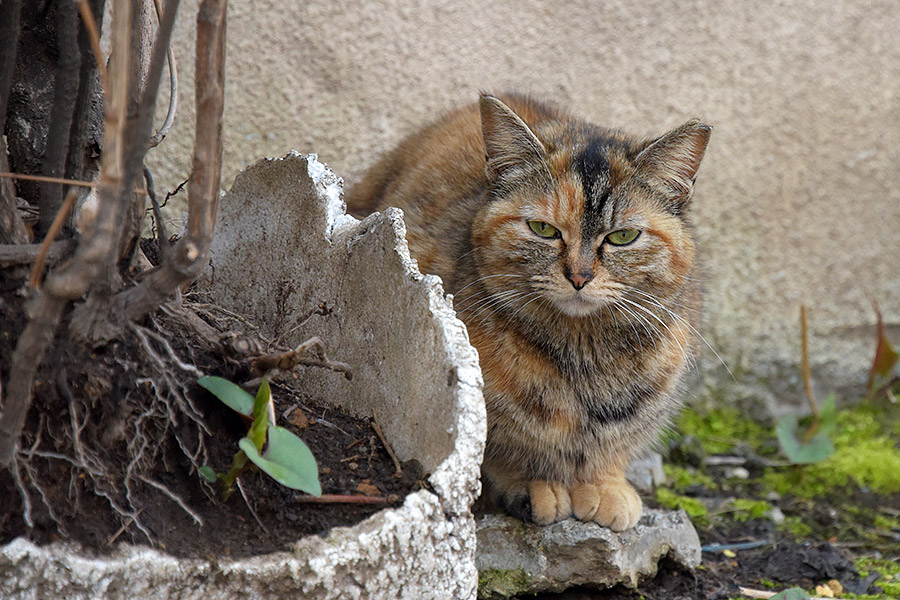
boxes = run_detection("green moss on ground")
[655,487,709,525]
[762,404,900,498]
[477,568,531,599]
[675,407,772,455]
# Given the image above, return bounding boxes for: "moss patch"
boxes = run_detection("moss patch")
[842,556,900,599]
[763,405,900,498]
[477,568,531,599]
[676,406,773,455]
[655,487,709,525]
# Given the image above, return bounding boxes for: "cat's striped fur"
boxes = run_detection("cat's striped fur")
[347,94,710,530]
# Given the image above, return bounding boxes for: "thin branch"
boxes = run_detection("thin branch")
[144,166,169,260]
[30,188,80,289]
[108,0,226,323]
[149,0,178,148]
[372,410,403,478]
[39,0,82,237]
[75,0,108,92]
[800,303,818,417]
[236,477,268,534]
[249,337,353,380]
[0,240,76,268]
[0,172,147,194]
[292,494,398,505]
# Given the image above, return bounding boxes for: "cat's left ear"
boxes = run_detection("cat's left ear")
[635,120,711,209]
[479,94,548,181]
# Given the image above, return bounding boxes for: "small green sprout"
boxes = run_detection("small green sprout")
[197,376,321,499]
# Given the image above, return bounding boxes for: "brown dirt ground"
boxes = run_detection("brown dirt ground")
[0,271,423,558]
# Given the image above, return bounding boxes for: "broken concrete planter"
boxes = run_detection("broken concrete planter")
[0,153,486,599]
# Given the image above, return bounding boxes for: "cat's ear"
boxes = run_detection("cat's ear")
[635,120,711,208]
[479,94,548,181]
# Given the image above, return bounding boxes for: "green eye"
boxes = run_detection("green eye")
[528,220,559,238]
[606,229,641,246]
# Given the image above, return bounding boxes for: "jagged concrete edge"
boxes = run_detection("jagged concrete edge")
[0,153,486,599]
[305,151,486,516]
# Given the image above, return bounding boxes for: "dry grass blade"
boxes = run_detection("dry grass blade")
[29,188,79,290]
[800,304,818,417]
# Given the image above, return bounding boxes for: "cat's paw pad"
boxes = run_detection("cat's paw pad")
[570,479,642,531]
[527,480,572,525]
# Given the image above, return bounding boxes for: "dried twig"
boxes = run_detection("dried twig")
[249,336,353,380]
[29,188,79,289]
[292,494,398,506]
[236,477,268,534]
[39,0,81,237]
[372,410,403,478]
[0,240,77,268]
[143,166,169,260]
[74,0,108,94]
[105,0,224,324]
[800,304,818,417]
[149,0,178,148]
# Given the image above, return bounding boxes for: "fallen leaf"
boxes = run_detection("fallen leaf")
[722,549,737,558]
[868,301,899,392]
[288,408,309,429]
[356,481,380,496]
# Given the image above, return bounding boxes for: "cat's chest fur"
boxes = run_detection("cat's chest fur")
[346,92,709,530]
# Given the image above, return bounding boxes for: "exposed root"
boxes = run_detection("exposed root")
[249,336,353,381]
[12,312,215,545]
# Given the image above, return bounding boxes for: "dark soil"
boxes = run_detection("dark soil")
[0,273,423,558]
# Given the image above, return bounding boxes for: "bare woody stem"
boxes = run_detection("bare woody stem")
[110,0,226,323]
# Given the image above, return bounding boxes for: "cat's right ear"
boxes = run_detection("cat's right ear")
[480,94,548,181]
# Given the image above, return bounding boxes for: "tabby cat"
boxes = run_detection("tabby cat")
[346,93,710,531]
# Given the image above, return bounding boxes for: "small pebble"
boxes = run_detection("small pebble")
[768,506,785,524]
[725,466,750,480]
[348,462,359,471]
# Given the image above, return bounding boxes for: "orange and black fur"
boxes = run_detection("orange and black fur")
[347,94,710,530]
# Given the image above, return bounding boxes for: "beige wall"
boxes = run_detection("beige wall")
[147,0,900,416]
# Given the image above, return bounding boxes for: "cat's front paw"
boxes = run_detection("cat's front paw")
[501,480,572,525]
[570,478,642,531]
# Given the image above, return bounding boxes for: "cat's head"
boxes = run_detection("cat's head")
[470,94,710,319]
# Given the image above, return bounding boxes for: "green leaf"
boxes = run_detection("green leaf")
[238,426,321,496]
[770,588,811,600]
[776,415,835,464]
[247,378,271,452]
[198,465,218,482]
[198,376,254,416]
[817,394,838,437]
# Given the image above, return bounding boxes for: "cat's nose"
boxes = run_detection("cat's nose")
[566,271,593,290]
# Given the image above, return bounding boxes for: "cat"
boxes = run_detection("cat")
[346,93,710,531]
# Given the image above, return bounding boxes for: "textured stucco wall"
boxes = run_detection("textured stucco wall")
[146,0,900,415]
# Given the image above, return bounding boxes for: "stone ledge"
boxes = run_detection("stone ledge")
[476,509,701,598]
